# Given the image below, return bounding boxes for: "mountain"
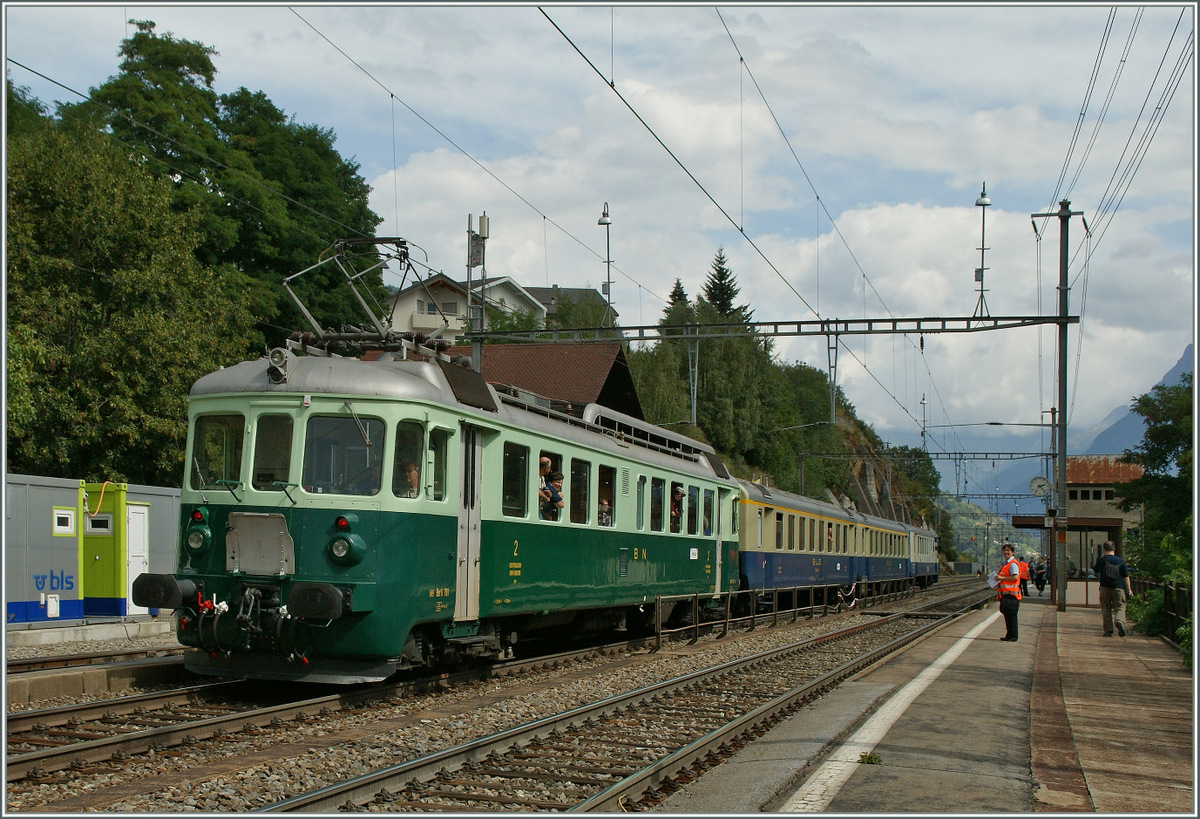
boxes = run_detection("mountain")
[980,345,1193,508]
[1080,344,1192,456]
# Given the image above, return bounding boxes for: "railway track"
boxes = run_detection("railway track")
[5,580,990,810]
[6,646,186,675]
[261,589,993,812]
[4,638,647,785]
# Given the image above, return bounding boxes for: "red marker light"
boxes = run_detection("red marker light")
[335,516,350,530]
[192,510,204,522]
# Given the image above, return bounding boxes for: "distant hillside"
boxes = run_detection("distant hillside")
[965,344,1192,520]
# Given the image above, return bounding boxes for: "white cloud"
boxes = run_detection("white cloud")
[7,2,1194,445]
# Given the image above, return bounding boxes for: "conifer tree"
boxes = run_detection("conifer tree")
[701,247,753,323]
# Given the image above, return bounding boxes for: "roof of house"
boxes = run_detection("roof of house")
[390,274,545,314]
[387,272,467,303]
[445,341,643,419]
[466,276,546,314]
[1066,455,1145,484]
[524,285,617,318]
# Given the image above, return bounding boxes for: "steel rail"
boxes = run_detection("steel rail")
[572,593,992,811]
[6,647,185,674]
[4,637,655,784]
[257,592,993,813]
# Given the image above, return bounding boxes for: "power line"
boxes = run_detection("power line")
[5,58,367,245]
[289,7,666,306]
[710,9,978,467]
[543,8,978,470]
[540,7,818,320]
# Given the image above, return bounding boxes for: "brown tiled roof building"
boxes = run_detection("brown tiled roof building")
[445,341,643,420]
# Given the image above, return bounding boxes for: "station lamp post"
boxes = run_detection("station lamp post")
[598,203,613,327]
[973,183,991,321]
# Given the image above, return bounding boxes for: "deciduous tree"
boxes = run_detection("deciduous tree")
[6,119,254,485]
[1116,373,1193,580]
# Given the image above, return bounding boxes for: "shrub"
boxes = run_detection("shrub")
[1127,590,1165,636]
[1177,616,1192,671]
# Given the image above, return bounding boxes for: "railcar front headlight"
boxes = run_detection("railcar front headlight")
[330,537,351,559]
[326,514,365,566]
[183,506,214,552]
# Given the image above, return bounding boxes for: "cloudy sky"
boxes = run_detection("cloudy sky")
[6,4,1195,484]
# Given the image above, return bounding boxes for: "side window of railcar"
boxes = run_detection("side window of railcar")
[669,482,685,533]
[775,513,784,550]
[302,416,385,495]
[687,486,699,535]
[191,414,245,491]
[651,478,665,532]
[501,443,529,517]
[252,415,293,491]
[598,464,616,527]
[569,459,590,524]
[429,428,451,501]
[703,489,714,536]
[392,421,424,499]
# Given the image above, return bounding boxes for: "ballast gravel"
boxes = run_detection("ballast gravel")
[6,615,876,813]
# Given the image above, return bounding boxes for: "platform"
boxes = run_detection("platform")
[6,616,174,648]
[652,595,1195,814]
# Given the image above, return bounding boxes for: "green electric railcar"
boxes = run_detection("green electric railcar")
[134,349,740,682]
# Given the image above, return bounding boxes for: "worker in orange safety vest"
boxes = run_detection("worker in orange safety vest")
[1017,555,1031,597]
[996,542,1022,642]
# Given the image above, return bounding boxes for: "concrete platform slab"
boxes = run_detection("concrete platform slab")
[651,595,1195,814]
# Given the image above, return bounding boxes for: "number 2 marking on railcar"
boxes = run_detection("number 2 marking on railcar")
[513,540,519,557]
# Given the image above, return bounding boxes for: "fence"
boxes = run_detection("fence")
[651,578,917,649]
[1130,577,1193,645]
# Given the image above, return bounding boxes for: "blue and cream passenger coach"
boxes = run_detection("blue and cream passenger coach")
[134,349,741,682]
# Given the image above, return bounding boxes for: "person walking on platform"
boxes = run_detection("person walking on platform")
[996,542,1022,641]
[1017,554,1031,597]
[1033,556,1047,596]
[1093,541,1132,637]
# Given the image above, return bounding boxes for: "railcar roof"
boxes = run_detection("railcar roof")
[190,354,456,404]
[738,479,920,533]
[190,353,732,483]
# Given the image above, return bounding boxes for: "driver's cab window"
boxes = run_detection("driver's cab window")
[392,421,424,499]
[252,414,293,491]
[429,427,451,501]
[302,415,386,495]
[190,414,245,491]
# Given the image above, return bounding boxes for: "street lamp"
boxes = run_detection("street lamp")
[973,183,991,321]
[598,203,612,327]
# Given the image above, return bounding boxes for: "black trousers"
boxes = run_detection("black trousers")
[999,594,1020,640]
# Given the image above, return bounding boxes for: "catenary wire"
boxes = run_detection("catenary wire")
[289,7,665,306]
[6,58,369,245]
[541,7,819,320]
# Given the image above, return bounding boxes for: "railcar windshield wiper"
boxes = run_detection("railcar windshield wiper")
[192,457,210,504]
[344,399,373,448]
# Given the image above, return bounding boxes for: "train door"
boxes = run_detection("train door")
[712,488,726,593]
[454,424,483,622]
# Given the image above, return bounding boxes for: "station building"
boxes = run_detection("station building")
[1012,455,1144,603]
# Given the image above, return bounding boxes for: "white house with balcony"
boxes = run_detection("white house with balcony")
[386,273,547,344]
